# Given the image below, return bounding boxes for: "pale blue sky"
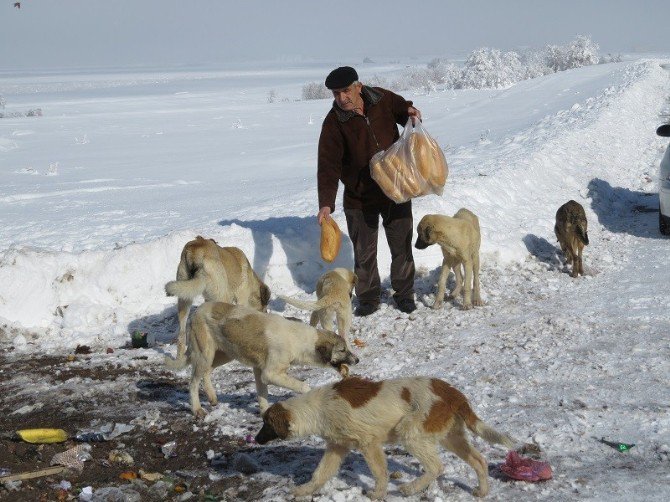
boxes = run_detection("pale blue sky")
[1,0,669,69]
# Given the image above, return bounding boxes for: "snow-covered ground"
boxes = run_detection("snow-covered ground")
[1,57,669,500]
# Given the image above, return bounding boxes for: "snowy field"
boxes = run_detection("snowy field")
[1,57,670,500]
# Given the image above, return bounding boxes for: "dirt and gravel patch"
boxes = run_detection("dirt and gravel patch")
[0,345,272,501]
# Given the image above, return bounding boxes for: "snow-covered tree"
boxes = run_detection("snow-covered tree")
[458,48,524,89]
[302,82,331,100]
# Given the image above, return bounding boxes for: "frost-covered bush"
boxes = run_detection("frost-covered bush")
[600,53,623,64]
[546,35,599,71]
[302,82,331,100]
[458,48,524,89]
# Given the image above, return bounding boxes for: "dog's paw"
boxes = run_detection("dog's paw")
[473,298,485,307]
[472,485,489,498]
[193,408,207,419]
[398,482,418,496]
[461,303,473,311]
[365,488,388,500]
[292,484,315,498]
[431,300,443,310]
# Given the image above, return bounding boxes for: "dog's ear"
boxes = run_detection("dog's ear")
[266,403,291,439]
[316,341,333,365]
[351,272,359,287]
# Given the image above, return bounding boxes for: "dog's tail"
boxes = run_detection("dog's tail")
[165,276,207,300]
[576,224,589,246]
[164,352,189,370]
[279,294,339,312]
[458,400,517,449]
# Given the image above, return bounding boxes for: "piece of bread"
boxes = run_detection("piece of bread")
[371,156,406,202]
[410,132,448,190]
[320,217,341,263]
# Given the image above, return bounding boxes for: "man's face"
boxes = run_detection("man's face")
[332,82,363,112]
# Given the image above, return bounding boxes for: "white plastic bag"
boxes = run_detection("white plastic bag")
[370,119,448,203]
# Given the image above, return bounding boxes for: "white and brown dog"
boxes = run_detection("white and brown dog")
[165,236,270,359]
[415,208,483,310]
[279,268,357,345]
[165,302,359,418]
[256,376,519,499]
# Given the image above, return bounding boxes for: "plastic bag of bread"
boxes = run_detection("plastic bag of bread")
[370,119,448,203]
[320,216,341,263]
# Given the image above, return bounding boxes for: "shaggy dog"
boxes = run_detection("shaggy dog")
[165,236,270,358]
[554,200,589,277]
[415,208,483,310]
[256,376,519,499]
[165,302,359,417]
[279,268,357,345]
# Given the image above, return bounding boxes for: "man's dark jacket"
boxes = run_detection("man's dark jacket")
[317,86,413,212]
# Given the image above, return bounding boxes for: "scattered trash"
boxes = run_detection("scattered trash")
[93,486,141,502]
[161,441,177,459]
[51,444,92,471]
[174,481,187,493]
[390,471,403,479]
[109,449,134,465]
[1,466,64,483]
[352,338,367,348]
[139,469,163,482]
[119,471,137,480]
[67,355,76,362]
[75,422,134,442]
[500,450,552,482]
[0,468,10,477]
[244,434,256,444]
[11,402,44,415]
[598,437,635,452]
[74,344,91,354]
[79,486,93,501]
[106,347,114,354]
[17,428,68,444]
[131,330,155,348]
[58,480,72,491]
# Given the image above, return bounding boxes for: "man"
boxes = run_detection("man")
[317,66,421,316]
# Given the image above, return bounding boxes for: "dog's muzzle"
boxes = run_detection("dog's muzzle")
[255,423,279,444]
[414,236,429,249]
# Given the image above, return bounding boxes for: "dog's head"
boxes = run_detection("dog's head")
[255,403,292,444]
[415,215,438,249]
[316,330,359,370]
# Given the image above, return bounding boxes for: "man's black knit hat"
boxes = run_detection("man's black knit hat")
[325,66,358,90]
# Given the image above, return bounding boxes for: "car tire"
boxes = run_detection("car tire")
[660,209,670,236]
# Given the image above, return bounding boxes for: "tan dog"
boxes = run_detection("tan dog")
[415,209,482,310]
[279,268,357,345]
[165,302,359,418]
[256,376,518,499]
[554,200,589,277]
[165,236,270,359]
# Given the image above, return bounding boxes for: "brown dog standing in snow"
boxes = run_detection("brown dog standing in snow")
[256,376,518,499]
[554,200,589,277]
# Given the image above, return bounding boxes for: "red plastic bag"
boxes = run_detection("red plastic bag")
[500,451,552,482]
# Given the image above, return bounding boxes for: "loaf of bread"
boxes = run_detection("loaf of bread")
[409,132,448,192]
[371,150,427,203]
[320,217,341,263]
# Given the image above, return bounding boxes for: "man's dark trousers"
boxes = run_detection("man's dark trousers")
[344,201,415,307]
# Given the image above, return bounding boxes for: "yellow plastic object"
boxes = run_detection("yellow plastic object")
[17,428,68,444]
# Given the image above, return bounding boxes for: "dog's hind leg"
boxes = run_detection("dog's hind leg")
[189,362,206,419]
[472,253,483,306]
[360,442,389,500]
[336,310,351,345]
[449,263,463,301]
[253,367,270,414]
[309,311,320,327]
[176,297,192,359]
[441,431,489,497]
[433,259,451,309]
[293,443,350,497]
[398,440,443,496]
[461,260,474,310]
